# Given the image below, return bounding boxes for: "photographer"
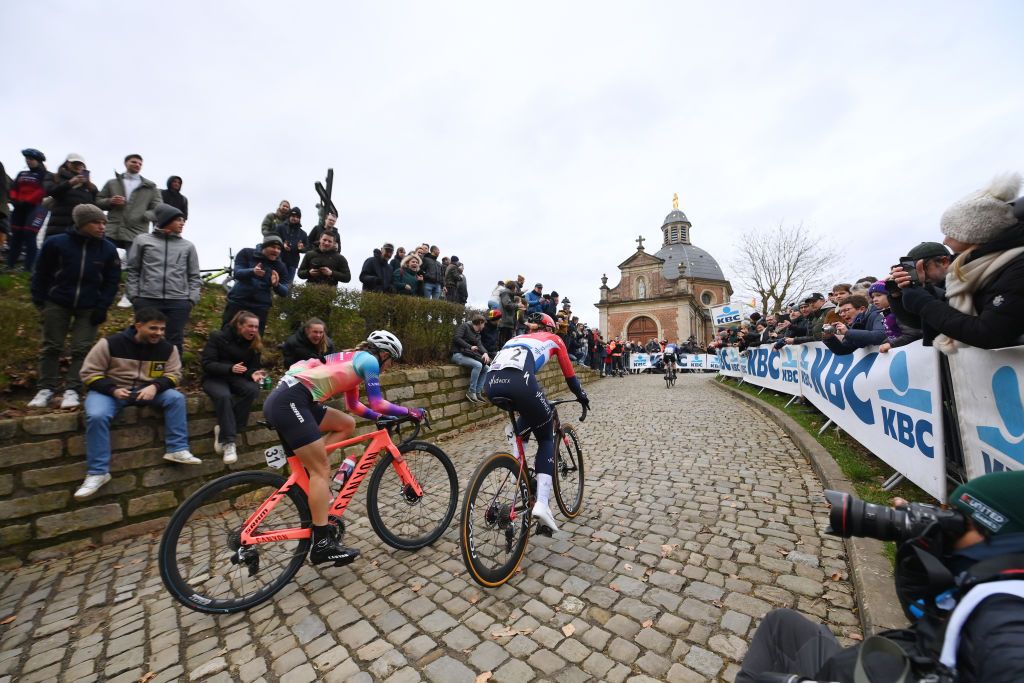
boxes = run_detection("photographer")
[822,294,886,355]
[738,470,1024,683]
[890,173,1024,352]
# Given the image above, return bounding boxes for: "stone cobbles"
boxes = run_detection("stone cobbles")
[0,373,861,681]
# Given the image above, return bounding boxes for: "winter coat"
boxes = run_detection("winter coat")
[392,266,423,296]
[31,228,121,311]
[306,224,339,249]
[823,308,887,355]
[201,326,262,381]
[525,290,544,314]
[161,177,188,219]
[275,221,308,267]
[444,263,463,292]
[297,247,350,286]
[456,274,468,304]
[280,328,335,369]
[420,253,443,285]
[498,288,517,329]
[481,322,500,356]
[450,321,485,361]
[81,326,181,396]
[44,164,98,237]
[125,230,202,304]
[8,166,48,226]
[359,249,393,293]
[261,210,289,236]
[97,173,162,244]
[227,247,290,310]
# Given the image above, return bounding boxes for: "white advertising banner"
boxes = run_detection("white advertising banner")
[947,346,1024,479]
[705,353,722,372]
[710,304,743,328]
[797,341,946,501]
[739,346,803,396]
[717,348,744,378]
[630,353,652,370]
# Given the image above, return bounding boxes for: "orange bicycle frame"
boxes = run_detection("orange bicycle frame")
[239,427,423,545]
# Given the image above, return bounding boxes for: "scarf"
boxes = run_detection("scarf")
[934,245,1024,354]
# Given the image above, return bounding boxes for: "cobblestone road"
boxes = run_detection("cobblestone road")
[0,373,861,683]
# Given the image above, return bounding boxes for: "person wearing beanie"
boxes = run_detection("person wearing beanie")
[892,172,1024,352]
[27,204,121,410]
[274,206,308,284]
[42,153,98,240]
[124,203,201,356]
[96,154,162,250]
[6,149,49,272]
[224,234,290,334]
[161,176,188,219]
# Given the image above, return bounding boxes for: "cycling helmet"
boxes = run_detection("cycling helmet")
[21,148,45,162]
[526,312,556,332]
[366,330,403,360]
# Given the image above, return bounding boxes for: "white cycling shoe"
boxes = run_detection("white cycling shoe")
[531,501,559,533]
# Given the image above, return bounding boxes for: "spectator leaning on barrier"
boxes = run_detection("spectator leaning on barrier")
[451,314,490,403]
[161,176,188,219]
[44,153,98,239]
[28,204,121,410]
[202,310,267,465]
[297,231,350,287]
[224,234,290,335]
[125,204,201,358]
[261,200,290,237]
[868,280,922,353]
[359,242,394,293]
[97,154,162,250]
[892,172,1024,352]
[6,148,48,272]
[76,307,200,500]
[822,293,886,355]
[280,317,335,369]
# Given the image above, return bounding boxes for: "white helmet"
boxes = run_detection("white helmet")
[367,330,403,360]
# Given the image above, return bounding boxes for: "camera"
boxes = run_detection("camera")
[824,490,965,543]
[822,324,835,334]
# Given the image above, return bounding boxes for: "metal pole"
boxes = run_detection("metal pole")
[817,419,833,436]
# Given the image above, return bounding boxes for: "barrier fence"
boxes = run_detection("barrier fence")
[628,353,721,372]
[717,341,1024,501]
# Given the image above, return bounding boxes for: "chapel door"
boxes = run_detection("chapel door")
[626,315,658,344]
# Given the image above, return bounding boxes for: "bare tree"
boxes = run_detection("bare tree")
[729,222,840,316]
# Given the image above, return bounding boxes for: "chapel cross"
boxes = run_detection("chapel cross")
[636,235,645,250]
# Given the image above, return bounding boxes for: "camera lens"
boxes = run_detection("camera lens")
[824,490,908,541]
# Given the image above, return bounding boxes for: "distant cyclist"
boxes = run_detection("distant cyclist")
[262,330,424,566]
[483,312,590,532]
[662,339,678,379]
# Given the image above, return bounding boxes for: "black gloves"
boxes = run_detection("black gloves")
[90,309,108,326]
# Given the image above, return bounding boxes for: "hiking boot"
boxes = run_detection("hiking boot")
[223,443,237,465]
[309,538,360,567]
[60,389,80,409]
[164,450,202,465]
[27,389,54,409]
[74,473,112,500]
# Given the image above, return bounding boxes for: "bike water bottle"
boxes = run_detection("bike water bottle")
[334,457,356,485]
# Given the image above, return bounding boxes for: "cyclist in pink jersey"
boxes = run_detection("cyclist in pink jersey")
[483,312,589,532]
[263,329,424,566]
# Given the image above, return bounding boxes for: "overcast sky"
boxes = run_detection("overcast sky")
[6,1,1023,328]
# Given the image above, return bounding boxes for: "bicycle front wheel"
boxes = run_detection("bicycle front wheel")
[158,470,311,614]
[554,425,585,518]
[367,441,459,550]
[460,452,532,588]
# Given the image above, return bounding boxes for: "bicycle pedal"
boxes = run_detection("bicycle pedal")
[535,524,554,537]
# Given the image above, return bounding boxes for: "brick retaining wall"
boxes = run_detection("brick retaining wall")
[0,362,596,567]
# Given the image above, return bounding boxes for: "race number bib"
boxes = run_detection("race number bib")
[491,346,529,372]
[264,445,287,469]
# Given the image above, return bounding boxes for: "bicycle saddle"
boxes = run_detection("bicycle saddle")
[489,397,516,411]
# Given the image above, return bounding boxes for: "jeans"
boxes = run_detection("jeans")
[423,282,443,300]
[133,297,192,358]
[735,609,841,683]
[39,302,99,392]
[7,227,39,272]
[84,389,189,474]
[452,353,487,394]
[203,376,261,444]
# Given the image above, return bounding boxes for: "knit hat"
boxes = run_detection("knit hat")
[940,172,1022,244]
[867,281,888,296]
[72,204,106,228]
[950,470,1024,536]
[262,234,284,247]
[153,203,184,229]
[289,207,301,217]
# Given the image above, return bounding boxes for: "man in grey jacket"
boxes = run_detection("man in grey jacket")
[97,154,162,249]
[125,204,201,356]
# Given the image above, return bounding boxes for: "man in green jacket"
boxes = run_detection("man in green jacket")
[97,154,162,249]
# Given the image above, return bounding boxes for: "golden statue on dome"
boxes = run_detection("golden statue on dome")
[672,193,679,210]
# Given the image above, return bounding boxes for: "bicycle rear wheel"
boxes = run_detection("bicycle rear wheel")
[460,452,532,587]
[159,471,311,614]
[554,425,585,518]
[367,441,458,550]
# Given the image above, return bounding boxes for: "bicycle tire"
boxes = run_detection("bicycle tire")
[460,452,532,588]
[366,441,458,550]
[159,470,311,614]
[554,425,585,518]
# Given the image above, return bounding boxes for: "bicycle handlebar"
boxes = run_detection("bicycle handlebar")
[374,410,430,444]
[548,398,588,423]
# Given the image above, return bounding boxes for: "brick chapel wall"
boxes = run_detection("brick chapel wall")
[0,363,598,567]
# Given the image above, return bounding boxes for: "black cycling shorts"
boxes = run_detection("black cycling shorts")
[262,379,328,454]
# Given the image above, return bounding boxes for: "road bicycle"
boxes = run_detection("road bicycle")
[200,249,235,292]
[664,362,677,389]
[159,413,458,614]
[460,397,586,588]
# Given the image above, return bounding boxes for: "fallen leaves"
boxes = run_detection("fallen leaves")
[475,673,493,683]
[830,572,843,581]
[641,619,653,628]
[623,563,633,571]
[609,583,620,593]
[138,673,156,683]
[0,615,15,625]
[561,624,575,637]
[490,627,533,639]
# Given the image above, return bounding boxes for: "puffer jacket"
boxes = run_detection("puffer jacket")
[81,326,181,395]
[31,228,121,310]
[44,164,98,237]
[201,326,262,381]
[227,247,290,310]
[359,250,393,293]
[420,253,443,285]
[125,230,202,304]
[297,247,350,286]
[450,321,484,360]
[97,173,162,244]
[280,328,335,369]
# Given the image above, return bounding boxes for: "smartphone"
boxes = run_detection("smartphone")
[898,259,921,286]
